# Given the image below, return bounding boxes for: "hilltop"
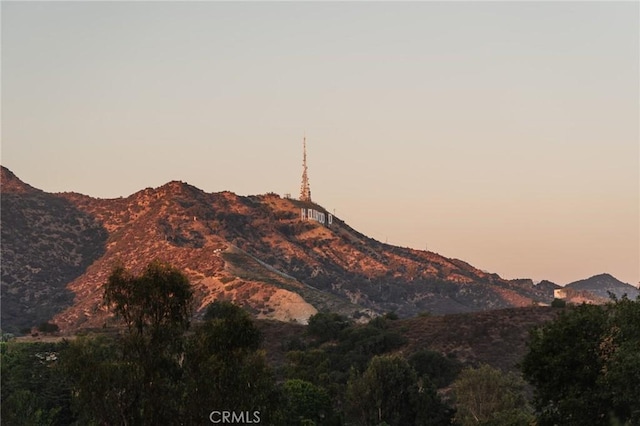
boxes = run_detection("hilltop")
[565,273,638,300]
[0,166,569,333]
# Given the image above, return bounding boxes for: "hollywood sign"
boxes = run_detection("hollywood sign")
[301,208,333,226]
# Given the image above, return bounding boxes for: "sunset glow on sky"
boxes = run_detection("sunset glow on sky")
[2,1,638,286]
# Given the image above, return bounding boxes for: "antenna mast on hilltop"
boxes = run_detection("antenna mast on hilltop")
[299,134,312,203]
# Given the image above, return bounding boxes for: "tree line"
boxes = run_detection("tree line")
[2,261,639,425]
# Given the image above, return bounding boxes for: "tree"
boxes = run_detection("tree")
[522,298,640,425]
[1,341,73,426]
[599,297,640,423]
[286,314,409,418]
[200,300,262,352]
[306,312,351,342]
[452,364,533,426]
[106,261,194,425]
[103,260,193,343]
[281,379,333,425]
[61,335,140,425]
[182,301,281,424]
[408,349,461,389]
[64,261,194,425]
[346,355,453,426]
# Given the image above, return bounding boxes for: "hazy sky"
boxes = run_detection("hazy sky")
[2,1,638,286]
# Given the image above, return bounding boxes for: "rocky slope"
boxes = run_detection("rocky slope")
[2,166,559,333]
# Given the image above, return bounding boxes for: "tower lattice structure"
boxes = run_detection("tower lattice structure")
[299,135,312,203]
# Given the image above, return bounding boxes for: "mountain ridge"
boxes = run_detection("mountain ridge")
[0,165,623,333]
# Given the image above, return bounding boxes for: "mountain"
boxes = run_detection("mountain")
[2,166,556,333]
[565,273,639,301]
[1,168,107,333]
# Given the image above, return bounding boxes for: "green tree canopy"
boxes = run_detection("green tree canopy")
[452,364,533,426]
[408,349,462,389]
[307,312,351,342]
[182,301,280,424]
[522,297,640,425]
[199,300,262,353]
[1,341,72,426]
[103,260,193,341]
[281,379,333,425]
[65,265,282,425]
[65,261,196,425]
[61,335,140,425]
[346,354,453,426]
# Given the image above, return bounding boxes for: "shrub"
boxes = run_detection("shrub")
[37,322,59,334]
[307,312,351,342]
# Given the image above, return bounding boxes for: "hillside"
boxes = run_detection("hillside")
[257,305,564,376]
[390,306,561,373]
[1,168,108,332]
[565,273,639,300]
[2,166,558,333]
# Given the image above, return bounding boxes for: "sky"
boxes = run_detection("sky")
[2,1,638,286]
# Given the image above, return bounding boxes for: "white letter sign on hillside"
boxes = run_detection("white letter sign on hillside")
[301,208,333,227]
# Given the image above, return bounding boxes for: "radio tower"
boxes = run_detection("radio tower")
[299,135,312,203]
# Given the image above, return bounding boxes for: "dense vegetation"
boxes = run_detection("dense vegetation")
[2,262,639,425]
[522,295,640,425]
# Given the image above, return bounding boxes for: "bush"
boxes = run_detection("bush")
[408,350,461,389]
[384,311,399,320]
[37,322,59,334]
[307,312,351,342]
[551,298,566,308]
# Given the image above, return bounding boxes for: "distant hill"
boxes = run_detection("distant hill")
[0,165,583,333]
[535,280,562,293]
[565,273,639,301]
